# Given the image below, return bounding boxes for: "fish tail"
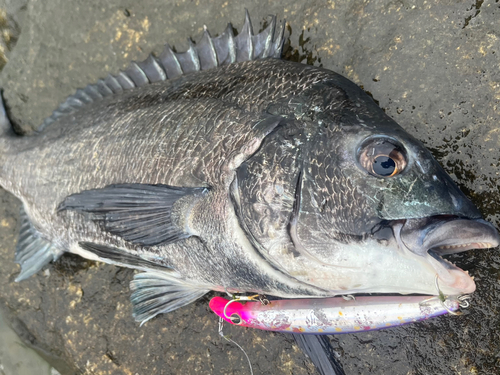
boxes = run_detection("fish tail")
[0,90,15,184]
[0,90,12,134]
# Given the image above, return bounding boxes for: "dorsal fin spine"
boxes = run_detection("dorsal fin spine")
[226,25,237,64]
[261,16,276,58]
[40,13,285,130]
[84,84,103,100]
[186,39,201,73]
[104,74,123,93]
[272,19,286,58]
[244,9,254,60]
[198,27,218,69]
[66,97,83,107]
[125,61,149,86]
[234,10,253,61]
[116,71,135,89]
[75,89,92,103]
[139,55,167,82]
[159,44,183,79]
[97,79,114,96]
[56,100,74,112]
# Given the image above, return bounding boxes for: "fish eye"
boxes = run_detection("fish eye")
[358,138,407,178]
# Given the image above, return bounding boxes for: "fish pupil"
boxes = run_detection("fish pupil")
[373,156,396,176]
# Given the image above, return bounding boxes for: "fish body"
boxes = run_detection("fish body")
[0,13,498,323]
[209,295,460,334]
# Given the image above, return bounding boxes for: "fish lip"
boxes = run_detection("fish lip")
[422,218,499,255]
[398,217,499,294]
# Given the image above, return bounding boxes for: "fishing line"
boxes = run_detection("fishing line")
[218,316,254,375]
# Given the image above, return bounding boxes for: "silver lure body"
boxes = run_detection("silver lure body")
[210,295,460,334]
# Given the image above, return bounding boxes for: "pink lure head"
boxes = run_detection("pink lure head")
[209,297,251,326]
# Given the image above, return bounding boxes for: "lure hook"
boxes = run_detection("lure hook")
[222,294,259,323]
[457,294,472,309]
[342,294,356,301]
[433,275,472,316]
[258,295,270,306]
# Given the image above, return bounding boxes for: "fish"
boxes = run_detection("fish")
[0,11,498,328]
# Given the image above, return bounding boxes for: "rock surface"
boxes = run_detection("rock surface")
[0,308,55,375]
[0,0,499,374]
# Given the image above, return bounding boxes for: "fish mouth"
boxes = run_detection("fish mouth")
[397,216,500,294]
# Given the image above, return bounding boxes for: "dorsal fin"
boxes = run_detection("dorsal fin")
[40,11,285,130]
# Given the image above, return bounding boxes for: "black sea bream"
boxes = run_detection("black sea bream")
[0,13,498,323]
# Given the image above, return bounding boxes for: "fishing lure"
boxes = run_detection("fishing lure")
[209,294,464,334]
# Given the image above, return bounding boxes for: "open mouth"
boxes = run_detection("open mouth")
[398,216,499,294]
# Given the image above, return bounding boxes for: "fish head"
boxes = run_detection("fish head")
[287,100,499,297]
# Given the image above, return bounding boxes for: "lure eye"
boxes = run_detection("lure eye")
[229,313,243,325]
[358,138,407,178]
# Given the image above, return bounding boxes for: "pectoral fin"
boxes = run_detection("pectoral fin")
[130,271,209,324]
[59,184,208,246]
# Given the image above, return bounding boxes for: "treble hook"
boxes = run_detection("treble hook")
[258,295,270,306]
[222,294,259,323]
[434,275,471,316]
[342,294,356,301]
[457,294,472,309]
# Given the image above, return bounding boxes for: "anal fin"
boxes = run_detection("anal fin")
[15,206,64,281]
[130,271,209,325]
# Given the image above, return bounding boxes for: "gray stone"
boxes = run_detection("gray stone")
[0,306,53,375]
[0,0,499,374]
[0,0,24,70]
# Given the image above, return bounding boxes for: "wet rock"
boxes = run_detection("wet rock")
[0,0,499,374]
[0,309,55,375]
[0,0,25,70]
